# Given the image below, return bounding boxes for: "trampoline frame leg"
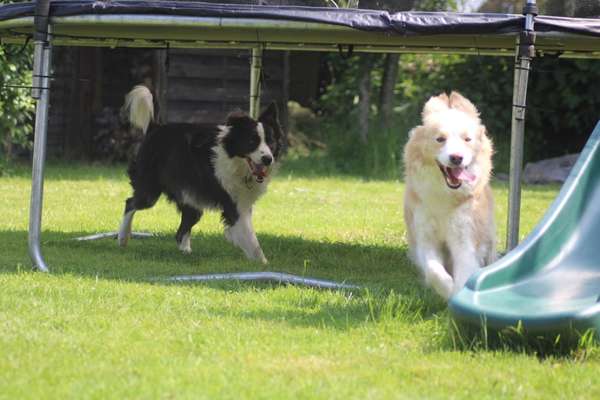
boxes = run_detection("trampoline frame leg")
[507,0,536,251]
[28,26,53,272]
[249,46,263,119]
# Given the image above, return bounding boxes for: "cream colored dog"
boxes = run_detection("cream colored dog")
[403,92,496,300]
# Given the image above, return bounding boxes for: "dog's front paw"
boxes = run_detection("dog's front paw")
[224,228,233,243]
[178,245,192,254]
[177,233,192,254]
[253,247,268,265]
[428,275,454,301]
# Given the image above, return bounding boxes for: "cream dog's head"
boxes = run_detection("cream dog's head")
[405,91,493,192]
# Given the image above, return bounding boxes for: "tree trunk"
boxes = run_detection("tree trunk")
[281,50,291,136]
[358,59,371,144]
[545,0,576,16]
[378,53,399,129]
[2,137,13,162]
[153,50,169,124]
[64,48,85,159]
[564,0,576,17]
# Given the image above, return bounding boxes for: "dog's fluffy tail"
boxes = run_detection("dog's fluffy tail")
[122,85,154,134]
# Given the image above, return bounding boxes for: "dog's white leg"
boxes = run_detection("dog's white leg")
[175,206,202,254]
[448,242,481,294]
[224,210,267,264]
[177,232,192,254]
[118,209,135,247]
[416,246,453,300]
[485,242,498,265]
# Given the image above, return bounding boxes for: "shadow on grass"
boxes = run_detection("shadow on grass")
[439,317,600,359]
[4,229,593,357]
[0,229,447,330]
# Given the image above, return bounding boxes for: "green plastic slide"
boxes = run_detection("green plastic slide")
[450,121,600,336]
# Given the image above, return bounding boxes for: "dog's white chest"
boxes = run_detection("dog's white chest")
[212,146,268,211]
[409,166,473,236]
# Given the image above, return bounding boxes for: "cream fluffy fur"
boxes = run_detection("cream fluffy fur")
[403,92,496,300]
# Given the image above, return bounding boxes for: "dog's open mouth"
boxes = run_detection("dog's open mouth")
[246,158,269,183]
[437,162,476,190]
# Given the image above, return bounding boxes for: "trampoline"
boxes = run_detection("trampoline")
[1,1,600,327]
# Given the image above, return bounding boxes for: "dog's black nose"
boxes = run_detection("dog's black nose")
[261,155,273,166]
[449,154,463,166]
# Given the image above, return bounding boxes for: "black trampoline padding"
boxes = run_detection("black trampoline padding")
[0,0,599,37]
[0,1,599,57]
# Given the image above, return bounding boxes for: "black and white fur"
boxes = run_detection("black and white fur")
[117,85,285,264]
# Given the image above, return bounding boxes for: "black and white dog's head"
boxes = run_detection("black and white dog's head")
[221,102,285,182]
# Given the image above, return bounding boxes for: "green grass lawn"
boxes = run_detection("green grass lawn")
[1,161,598,399]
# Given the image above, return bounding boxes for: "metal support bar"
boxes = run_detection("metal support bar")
[157,272,360,290]
[28,25,52,272]
[249,46,263,119]
[73,232,155,241]
[506,0,537,251]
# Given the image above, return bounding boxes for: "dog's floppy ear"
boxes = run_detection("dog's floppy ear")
[258,101,279,124]
[449,91,479,118]
[259,101,287,157]
[422,93,450,123]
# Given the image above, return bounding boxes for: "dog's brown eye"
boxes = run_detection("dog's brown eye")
[464,137,472,142]
[436,137,446,143]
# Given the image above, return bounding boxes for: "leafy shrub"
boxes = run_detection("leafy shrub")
[315,52,600,177]
[395,54,600,171]
[0,43,34,165]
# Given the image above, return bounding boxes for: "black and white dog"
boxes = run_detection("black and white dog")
[117,85,285,264]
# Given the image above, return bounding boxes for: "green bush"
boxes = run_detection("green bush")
[315,53,600,177]
[526,57,600,160]
[317,116,409,180]
[0,43,34,166]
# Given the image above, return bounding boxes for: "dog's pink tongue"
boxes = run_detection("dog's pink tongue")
[450,167,476,183]
[254,165,267,178]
